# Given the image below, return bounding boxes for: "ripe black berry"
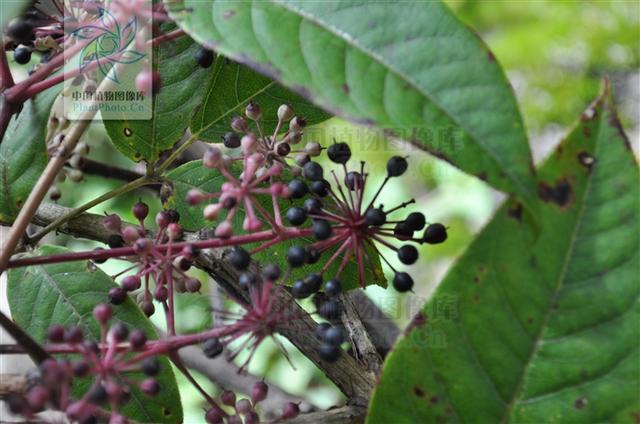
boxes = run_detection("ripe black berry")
[13,46,31,64]
[314,322,331,339]
[291,280,310,299]
[228,247,251,270]
[286,207,307,226]
[304,272,323,293]
[318,344,341,362]
[397,245,419,265]
[406,212,426,231]
[393,272,414,292]
[423,223,447,244]
[394,222,414,238]
[108,287,126,305]
[223,131,241,148]
[92,248,108,263]
[239,272,258,290]
[195,47,214,68]
[345,171,363,190]
[310,179,330,197]
[327,142,351,164]
[110,322,129,342]
[64,326,84,343]
[303,161,324,181]
[287,246,307,267]
[387,156,408,177]
[129,330,147,350]
[365,208,386,226]
[141,357,161,376]
[306,248,321,264]
[324,279,342,297]
[87,384,108,404]
[304,198,323,214]
[318,300,342,320]
[107,234,125,248]
[7,18,34,43]
[312,219,332,240]
[203,337,224,358]
[323,326,345,346]
[166,209,180,223]
[47,325,65,343]
[288,179,308,199]
[262,263,281,281]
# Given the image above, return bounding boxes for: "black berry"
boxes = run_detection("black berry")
[314,322,331,339]
[223,132,241,148]
[304,272,323,293]
[304,198,323,214]
[406,212,426,231]
[288,179,308,199]
[287,246,307,267]
[239,272,258,290]
[323,326,345,346]
[324,279,342,297]
[312,219,332,240]
[262,263,281,281]
[365,208,386,226]
[132,200,149,221]
[306,248,321,264]
[129,330,147,350]
[397,245,418,265]
[286,207,307,226]
[110,322,129,342]
[291,280,310,299]
[387,156,408,177]
[318,300,342,320]
[303,161,324,181]
[166,209,180,223]
[203,338,224,358]
[345,171,363,190]
[310,179,330,197]
[195,47,214,68]
[108,287,126,305]
[13,46,31,65]
[7,18,34,43]
[228,247,251,270]
[327,142,351,164]
[318,344,341,362]
[141,357,161,376]
[107,234,125,248]
[393,272,414,292]
[423,223,447,244]
[394,222,414,238]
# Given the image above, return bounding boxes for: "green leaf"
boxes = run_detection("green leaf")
[367,84,639,422]
[191,57,331,142]
[104,29,213,163]
[166,0,537,210]
[7,245,184,423]
[0,86,60,221]
[0,0,29,29]
[163,160,385,290]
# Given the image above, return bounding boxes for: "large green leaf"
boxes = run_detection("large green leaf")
[103,28,212,163]
[368,84,639,423]
[163,160,385,290]
[166,0,537,210]
[0,86,60,221]
[8,245,184,424]
[191,57,331,142]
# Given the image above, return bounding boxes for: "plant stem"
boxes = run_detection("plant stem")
[28,175,153,243]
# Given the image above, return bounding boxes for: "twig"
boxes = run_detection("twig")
[0,311,50,364]
[286,405,365,424]
[0,374,26,398]
[339,293,383,374]
[78,158,152,185]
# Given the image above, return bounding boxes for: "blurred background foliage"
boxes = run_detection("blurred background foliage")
[40,0,638,417]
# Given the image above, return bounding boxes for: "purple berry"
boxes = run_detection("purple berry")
[93,304,112,324]
[132,200,149,221]
[251,381,268,404]
[140,378,160,396]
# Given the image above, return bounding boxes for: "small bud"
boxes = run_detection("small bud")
[304,142,322,156]
[282,402,300,419]
[277,104,294,122]
[203,203,222,221]
[231,116,248,133]
[132,200,149,221]
[135,69,161,95]
[215,221,233,238]
[103,214,122,232]
[295,153,310,166]
[221,390,236,406]
[68,168,84,182]
[139,378,160,396]
[236,398,252,414]
[245,102,261,120]
[203,147,223,168]
[205,408,224,424]
[284,131,303,145]
[167,223,182,240]
[251,381,268,404]
[121,226,140,244]
[155,211,170,228]
[134,238,151,254]
[154,285,168,302]
[289,116,307,133]
[186,189,205,205]
[93,304,112,324]
[241,133,257,154]
[185,278,201,293]
[243,216,262,232]
[140,300,155,317]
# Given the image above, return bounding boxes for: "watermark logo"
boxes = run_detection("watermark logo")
[63,1,152,120]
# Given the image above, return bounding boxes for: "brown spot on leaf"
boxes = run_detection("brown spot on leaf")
[430,395,440,405]
[413,386,426,397]
[630,412,640,423]
[583,125,592,138]
[487,50,496,62]
[574,397,588,410]
[473,276,480,283]
[581,107,597,121]
[342,83,350,94]
[476,172,488,181]
[538,178,573,208]
[527,317,533,324]
[552,302,559,310]
[609,110,634,151]
[507,202,523,221]
[473,294,480,303]
[577,152,596,172]
[223,9,236,19]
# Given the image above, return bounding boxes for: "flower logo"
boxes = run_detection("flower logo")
[72,7,145,83]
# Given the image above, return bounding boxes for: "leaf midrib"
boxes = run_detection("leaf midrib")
[501,103,604,422]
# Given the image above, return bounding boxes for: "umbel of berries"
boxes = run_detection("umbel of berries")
[290,143,448,293]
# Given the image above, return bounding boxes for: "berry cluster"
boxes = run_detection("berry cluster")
[7,304,161,424]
